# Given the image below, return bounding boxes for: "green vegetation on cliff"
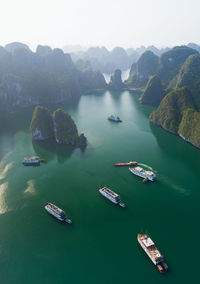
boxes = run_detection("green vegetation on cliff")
[175,54,200,109]
[126,51,159,87]
[30,106,54,140]
[31,106,87,146]
[159,46,198,86]
[126,46,198,89]
[52,109,79,145]
[178,108,200,148]
[150,87,197,133]
[140,75,164,105]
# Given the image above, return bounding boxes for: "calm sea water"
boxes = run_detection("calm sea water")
[0,90,200,284]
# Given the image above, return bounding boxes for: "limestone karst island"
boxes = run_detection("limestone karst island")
[30,106,87,147]
[1,0,200,283]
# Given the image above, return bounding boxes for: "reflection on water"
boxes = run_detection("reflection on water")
[32,140,75,164]
[0,182,8,214]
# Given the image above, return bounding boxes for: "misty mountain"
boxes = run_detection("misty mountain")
[126,45,198,88]
[68,45,170,74]
[0,43,107,109]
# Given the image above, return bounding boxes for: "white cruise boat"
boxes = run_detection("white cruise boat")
[129,166,156,181]
[138,234,168,273]
[99,187,125,207]
[108,115,122,122]
[44,203,72,224]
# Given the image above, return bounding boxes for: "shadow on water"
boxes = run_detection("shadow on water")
[32,140,76,164]
[150,122,200,174]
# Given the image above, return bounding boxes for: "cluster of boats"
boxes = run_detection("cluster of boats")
[98,185,168,273]
[114,161,156,182]
[45,188,168,274]
[23,139,165,273]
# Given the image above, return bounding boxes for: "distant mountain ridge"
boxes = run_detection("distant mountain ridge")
[0,42,107,109]
[68,45,171,74]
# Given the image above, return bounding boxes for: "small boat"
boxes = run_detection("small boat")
[44,203,72,224]
[108,115,122,122]
[137,234,168,273]
[114,161,138,167]
[22,156,40,166]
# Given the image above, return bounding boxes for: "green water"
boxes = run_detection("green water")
[0,90,200,284]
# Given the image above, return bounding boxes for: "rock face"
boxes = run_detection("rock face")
[175,54,200,109]
[140,75,164,105]
[109,69,124,90]
[126,51,159,87]
[52,109,79,145]
[150,87,197,134]
[178,108,200,148]
[159,46,198,86]
[126,46,198,89]
[78,134,87,147]
[30,106,54,140]
[31,106,87,147]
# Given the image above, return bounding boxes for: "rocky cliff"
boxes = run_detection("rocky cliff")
[175,54,200,109]
[30,106,54,140]
[0,43,107,110]
[178,108,200,148]
[150,87,197,134]
[109,69,124,90]
[31,106,87,147]
[140,75,164,105]
[126,51,159,87]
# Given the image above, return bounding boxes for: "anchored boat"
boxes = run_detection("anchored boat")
[138,234,168,273]
[22,156,46,166]
[114,161,138,167]
[129,166,156,181]
[22,156,40,166]
[44,203,72,224]
[108,115,122,122]
[99,187,125,207]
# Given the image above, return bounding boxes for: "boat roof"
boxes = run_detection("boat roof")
[142,237,154,247]
[139,234,155,247]
[134,166,143,171]
[146,171,155,175]
[46,203,65,215]
[100,187,119,198]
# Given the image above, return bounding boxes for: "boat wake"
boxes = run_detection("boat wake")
[138,163,156,172]
[159,175,191,196]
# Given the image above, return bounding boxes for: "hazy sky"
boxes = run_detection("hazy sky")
[1,0,200,50]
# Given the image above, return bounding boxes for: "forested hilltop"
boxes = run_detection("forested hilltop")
[127,44,200,149]
[0,42,107,109]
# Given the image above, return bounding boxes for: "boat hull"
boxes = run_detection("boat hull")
[129,168,155,181]
[44,203,72,223]
[137,234,168,273]
[114,162,138,167]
